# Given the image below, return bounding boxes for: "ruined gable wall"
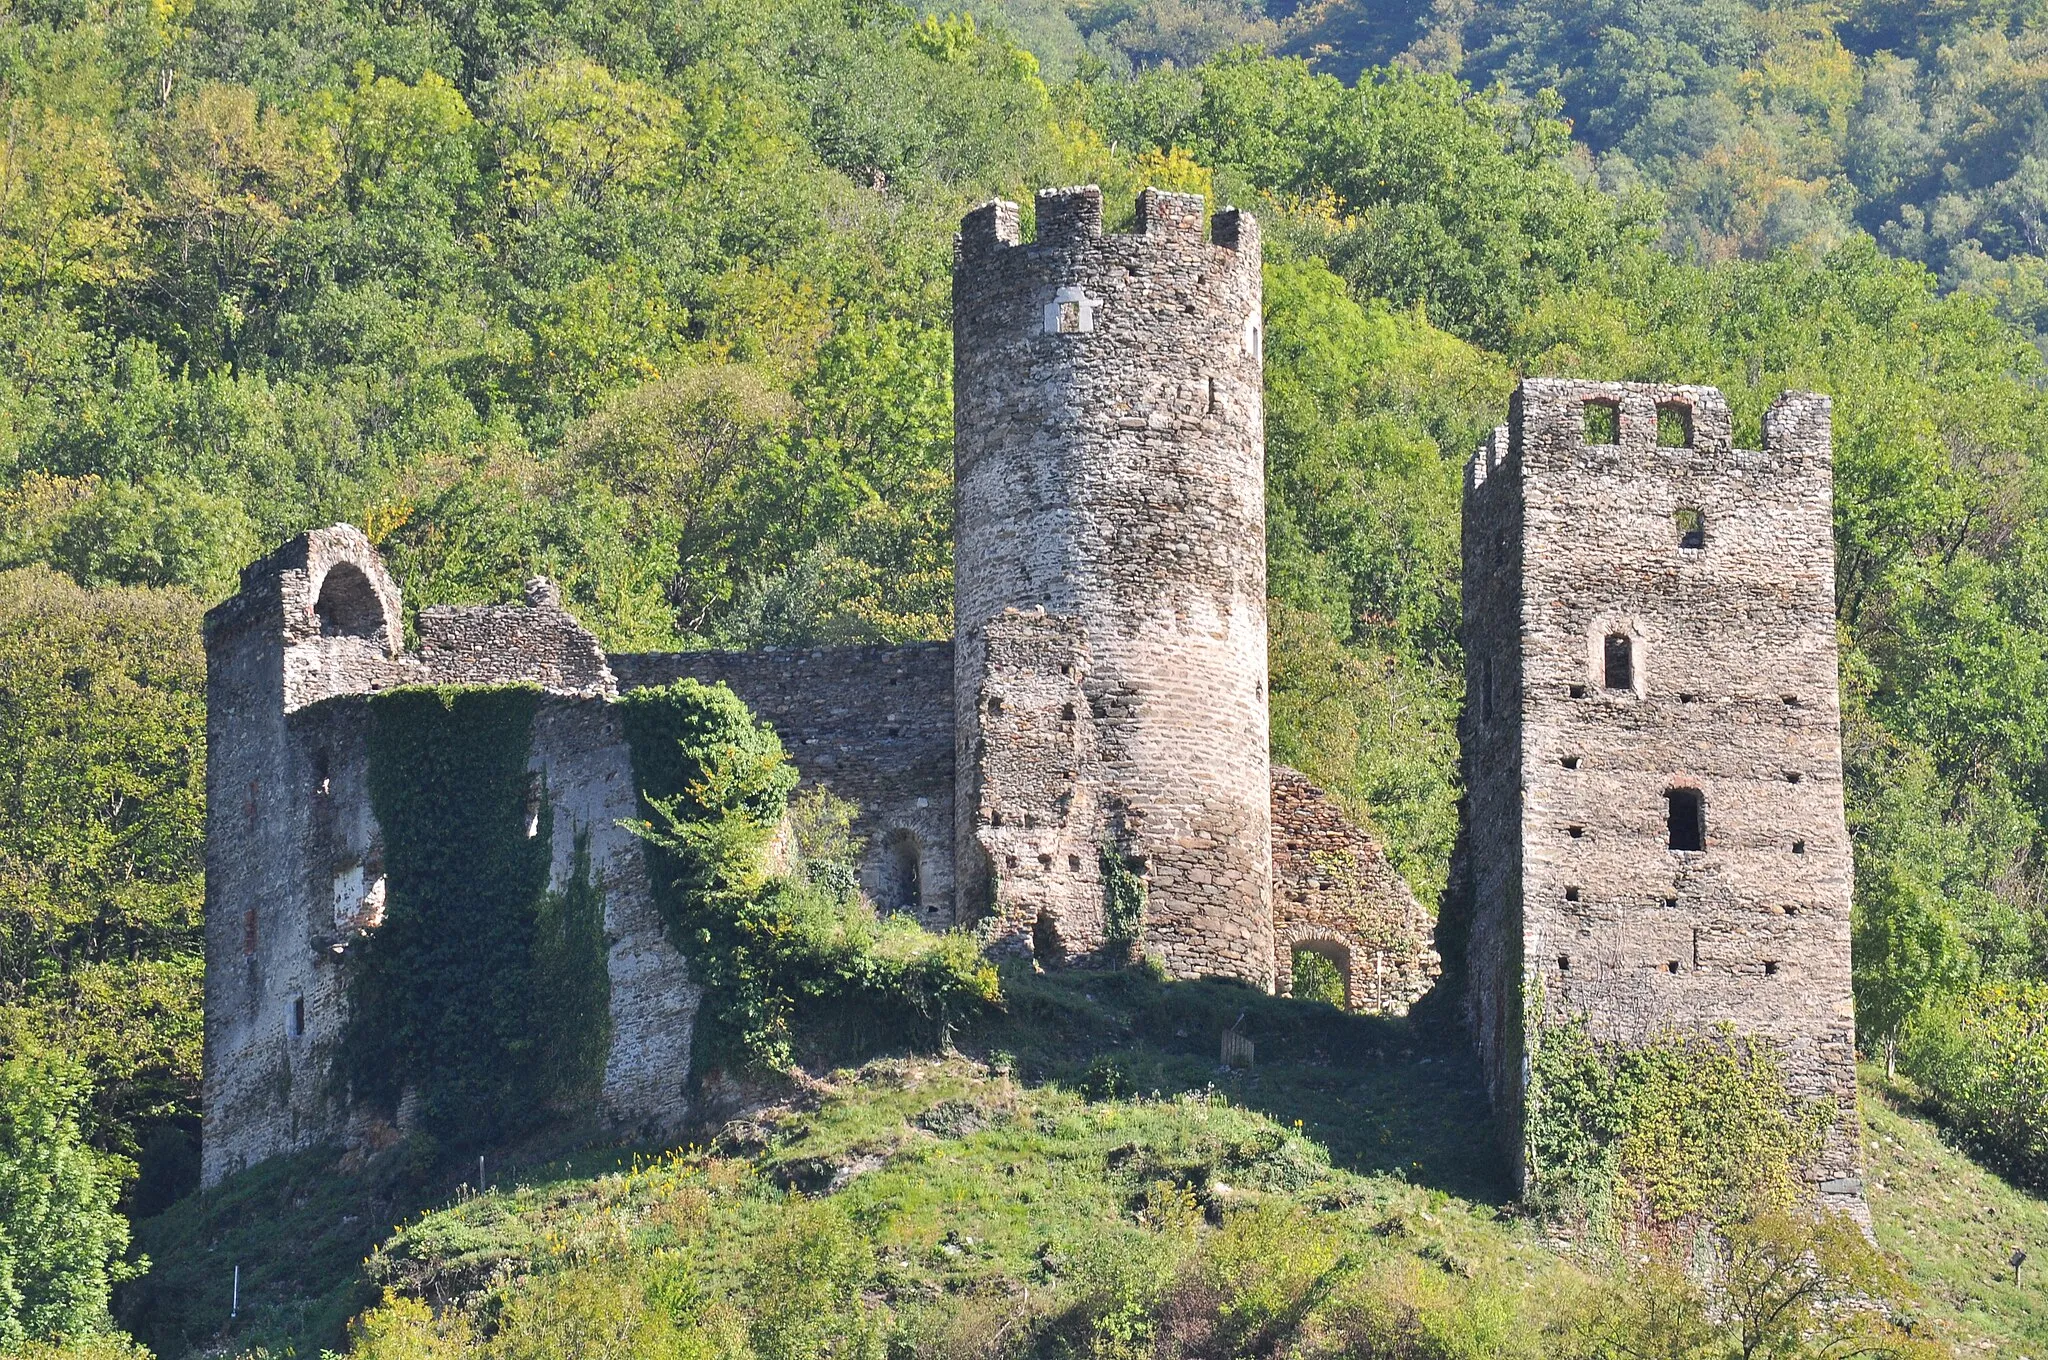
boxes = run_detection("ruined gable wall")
[1269,766,1440,1016]
[952,188,1272,984]
[1488,380,1860,1208]
[610,644,956,927]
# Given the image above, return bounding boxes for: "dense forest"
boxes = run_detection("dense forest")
[2,0,2048,1347]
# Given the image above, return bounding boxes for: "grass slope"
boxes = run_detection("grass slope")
[122,972,2048,1358]
[1864,1064,2048,1356]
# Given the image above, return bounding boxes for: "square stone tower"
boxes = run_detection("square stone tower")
[1461,379,1861,1213]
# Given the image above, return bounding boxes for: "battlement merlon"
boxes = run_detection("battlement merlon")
[956,185,1259,269]
[1490,380,1833,475]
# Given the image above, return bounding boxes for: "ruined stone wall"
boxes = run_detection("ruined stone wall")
[204,530,691,1184]
[610,644,956,928]
[1460,423,1529,1182]
[1463,381,1861,1211]
[1270,767,1439,1016]
[952,187,1272,985]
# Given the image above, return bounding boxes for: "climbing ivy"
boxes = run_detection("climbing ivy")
[1527,1014,1831,1230]
[618,679,998,1072]
[1101,846,1148,954]
[343,686,610,1153]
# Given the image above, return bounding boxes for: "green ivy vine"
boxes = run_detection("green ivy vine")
[342,685,610,1153]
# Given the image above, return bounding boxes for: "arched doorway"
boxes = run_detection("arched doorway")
[1290,940,1351,1010]
[881,829,921,914]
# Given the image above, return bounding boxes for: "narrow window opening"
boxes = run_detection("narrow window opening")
[1060,703,1077,722]
[522,774,542,839]
[1667,788,1706,852]
[1557,955,1571,972]
[312,748,331,797]
[990,809,1004,828]
[1565,886,1581,903]
[1562,755,1581,770]
[1675,507,1706,549]
[1763,960,1780,976]
[1024,813,1037,829]
[1657,402,1693,448]
[987,695,1004,716]
[1570,684,1587,699]
[1205,376,1219,414]
[1068,854,1082,872]
[292,995,306,1037]
[1005,854,1018,869]
[1603,633,1634,691]
[1583,399,1619,445]
[883,829,922,913]
[1056,299,1081,333]
[1792,840,1806,855]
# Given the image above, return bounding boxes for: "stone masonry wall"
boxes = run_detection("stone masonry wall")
[1462,381,1861,1212]
[1270,767,1440,1016]
[610,644,956,929]
[953,187,1273,986]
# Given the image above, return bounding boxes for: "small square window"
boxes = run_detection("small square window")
[1657,403,1693,448]
[1674,507,1705,549]
[1763,961,1780,976]
[1069,854,1081,871]
[1666,960,1681,974]
[1558,955,1571,972]
[1663,897,1679,910]
[1583,399,1619,445]
[1565,886,1581,902]
[1792,840,1806,855]
[1570,684,1587,699]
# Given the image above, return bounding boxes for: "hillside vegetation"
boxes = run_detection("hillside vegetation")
[0,0,2046,1350]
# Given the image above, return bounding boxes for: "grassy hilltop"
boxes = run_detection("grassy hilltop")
[124,972,2048,1359]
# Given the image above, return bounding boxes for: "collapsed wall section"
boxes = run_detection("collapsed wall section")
[952,186,1272,985]
[611,643,956,927]
[1270,767,1440,1016]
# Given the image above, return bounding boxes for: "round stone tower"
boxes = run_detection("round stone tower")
[952,185,1272,987]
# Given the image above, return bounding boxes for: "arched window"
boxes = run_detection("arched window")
[882,829,921,913]
[1603,633,1634,690]
[315,563,383,638]
[1668,787,1706,852]
[1290,941,1349,1010]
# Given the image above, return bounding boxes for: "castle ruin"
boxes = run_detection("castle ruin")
[200,188,1440,1185]
[1459,380,1862,1212]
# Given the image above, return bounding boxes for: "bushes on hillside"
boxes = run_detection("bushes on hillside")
[618,679,998,1072]
[1899,981,2048,1189]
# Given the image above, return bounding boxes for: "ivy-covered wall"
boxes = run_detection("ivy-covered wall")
[343,686,610,1152]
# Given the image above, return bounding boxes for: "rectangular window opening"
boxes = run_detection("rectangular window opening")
[1603,633,1634,690]
[1557,955,1571,972]
[1675,506,1706,549]
[1657,402,1693,448]
[1057,300,1081,333]
[1583,399,1619,445]
[1667,788,1705,852]
[1569,683,1586,699]
[1565,886,1581,902]
[1763,960,1780,976]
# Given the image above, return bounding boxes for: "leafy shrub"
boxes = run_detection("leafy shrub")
[1290,947,1346,1009]
[1898,980,2048,1188]
[618,680,998,1071]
